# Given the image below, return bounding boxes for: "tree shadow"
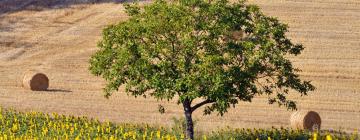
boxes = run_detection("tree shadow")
[46,89,72,93]
[0,0,143,16]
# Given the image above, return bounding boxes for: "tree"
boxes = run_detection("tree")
[89,0,315,139]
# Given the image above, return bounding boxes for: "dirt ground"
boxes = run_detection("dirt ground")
[0,0,359,132]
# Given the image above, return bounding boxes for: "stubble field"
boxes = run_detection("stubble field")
[0,0,359,132]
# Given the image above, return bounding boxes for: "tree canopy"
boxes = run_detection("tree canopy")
[89,0,315,139]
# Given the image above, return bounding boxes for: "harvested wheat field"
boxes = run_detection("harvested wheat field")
[0,0,359,133]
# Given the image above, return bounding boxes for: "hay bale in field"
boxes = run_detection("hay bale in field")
[290,110,321,131]
[22,71,49,91]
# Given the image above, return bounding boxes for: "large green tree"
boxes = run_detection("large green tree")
[89,0,315,139]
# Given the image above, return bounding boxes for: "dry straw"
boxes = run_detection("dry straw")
[22,71,49,91]
[290,110,321,131]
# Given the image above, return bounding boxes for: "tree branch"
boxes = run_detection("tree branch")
[191,99,214,112]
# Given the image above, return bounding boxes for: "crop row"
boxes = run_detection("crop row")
[0,107,358,140]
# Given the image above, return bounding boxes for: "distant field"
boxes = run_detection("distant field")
[0,0,359,132]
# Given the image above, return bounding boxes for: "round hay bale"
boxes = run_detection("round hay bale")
[22,72,49,91]
[290,110,321,131]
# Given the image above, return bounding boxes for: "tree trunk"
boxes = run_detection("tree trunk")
[183,99,194,140]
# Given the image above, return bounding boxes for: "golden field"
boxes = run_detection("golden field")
[0,0,359,133]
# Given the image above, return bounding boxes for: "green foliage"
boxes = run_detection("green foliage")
[208,127,359,140]
[171,117,197,135]
[0,107,358,139]
[89,0,315,115]
[171,117,187,136]
[158,104,166,114]
[0,107,173,139]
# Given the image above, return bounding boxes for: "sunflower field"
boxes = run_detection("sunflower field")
[0,107,358,140]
